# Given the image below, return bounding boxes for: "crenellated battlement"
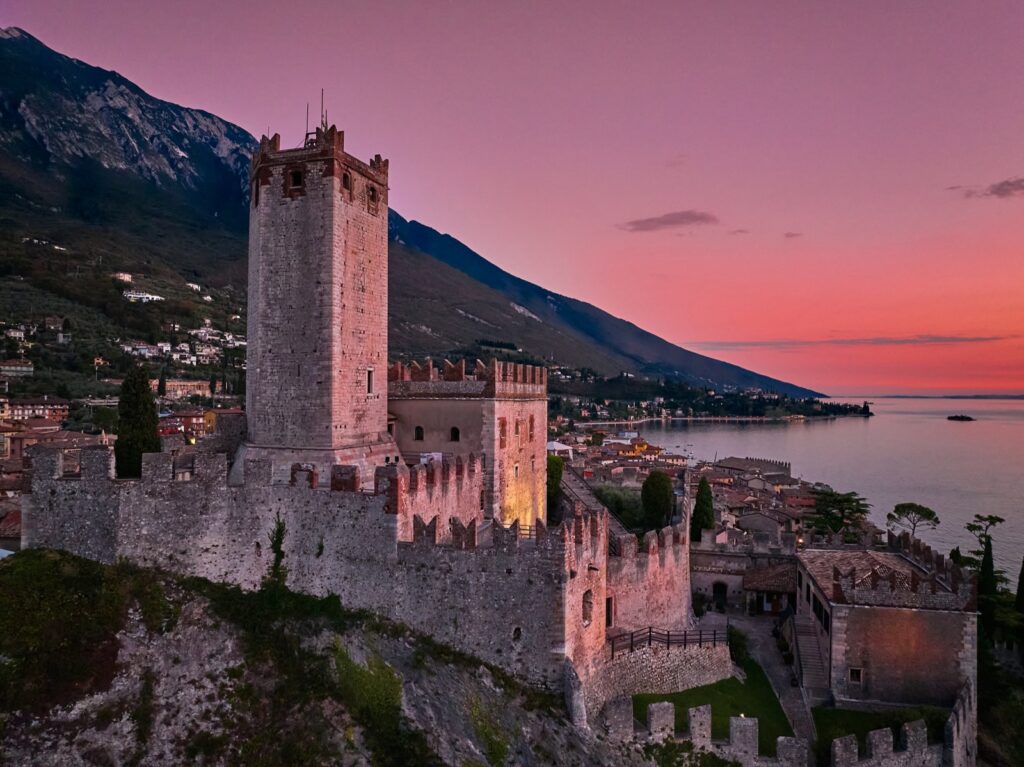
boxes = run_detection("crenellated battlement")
[692,530,797,556]
[612,523,689,563]
[831,562,976,611]
[388,357,547,399]
[251,124,388,186]
[604,686,973,767]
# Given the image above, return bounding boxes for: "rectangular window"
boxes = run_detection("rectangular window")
[499,418,507,449]
[849,668,862,684]
[529,415,535,442]
[514,463,520,479]
[366,368,374,394]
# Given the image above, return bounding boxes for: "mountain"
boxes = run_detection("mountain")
[0,27,822,398]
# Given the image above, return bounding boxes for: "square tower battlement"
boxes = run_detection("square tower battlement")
[243,125,397,482]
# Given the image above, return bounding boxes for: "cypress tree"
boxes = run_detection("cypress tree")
[114,365,160,478]
[1015,558,1024,614]
[978,536,997,641]
[157,368,167,397]
[690,476,715,542]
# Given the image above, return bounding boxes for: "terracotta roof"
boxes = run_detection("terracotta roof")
[797,549,937,601]
[743,563,797,593]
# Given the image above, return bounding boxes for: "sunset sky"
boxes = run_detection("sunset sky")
[6,1,1024,396]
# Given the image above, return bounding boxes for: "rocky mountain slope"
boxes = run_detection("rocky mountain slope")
[0,27,820,397]
[0,549,653,767]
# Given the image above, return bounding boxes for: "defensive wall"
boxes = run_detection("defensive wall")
[388,358,548,527]
[24,439,722,725]
[604,680,975,767]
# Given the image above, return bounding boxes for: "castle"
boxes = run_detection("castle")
[23,125,719,728]
[20,126,979,764]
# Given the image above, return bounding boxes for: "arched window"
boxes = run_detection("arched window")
[414,426,424,441]
[450,427,460,442]
[582,589,594,627]
[342,172,352,191]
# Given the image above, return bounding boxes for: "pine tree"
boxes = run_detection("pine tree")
[114,365,160,478]
[690,476,715,542]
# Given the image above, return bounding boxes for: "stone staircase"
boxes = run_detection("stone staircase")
[793,617,830,702]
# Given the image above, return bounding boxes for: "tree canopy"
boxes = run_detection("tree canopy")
[114,364,160,478]
[640,471,674,531]
[690,476,715,542]
[886,502,940,538]
[808,489,871,534]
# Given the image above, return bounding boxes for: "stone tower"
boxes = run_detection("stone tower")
[240,125,398,483]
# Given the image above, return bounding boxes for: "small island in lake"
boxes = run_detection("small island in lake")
[947,414,976,421]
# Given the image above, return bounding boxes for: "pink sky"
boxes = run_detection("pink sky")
[5,1,1024,395]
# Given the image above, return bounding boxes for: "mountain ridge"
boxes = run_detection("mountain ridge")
[0,26,822,398]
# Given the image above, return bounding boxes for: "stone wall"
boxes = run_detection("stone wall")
[690,533,796,609]
[607,684,975,767]
[24,446,580,692]
[586,641,733,723]
[829,604,976,707]
[608,525,691,632]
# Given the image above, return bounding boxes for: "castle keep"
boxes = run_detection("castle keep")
[23,125,713,728]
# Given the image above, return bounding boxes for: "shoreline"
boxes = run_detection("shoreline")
[575,414,868,428]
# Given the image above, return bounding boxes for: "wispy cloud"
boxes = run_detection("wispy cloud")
[666,153,687,169]
[620,209,719,232]
[783,231,802,239]
[957,176,1024,199]
[729,228,750,235]
[687,334,1016,351]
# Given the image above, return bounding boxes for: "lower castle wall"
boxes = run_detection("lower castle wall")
[585,642,733,723]
[23,447,569,691]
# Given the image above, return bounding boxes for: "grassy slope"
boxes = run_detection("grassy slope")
[632,659,793,756]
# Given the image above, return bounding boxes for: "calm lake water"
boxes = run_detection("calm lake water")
[637,398,1024,573]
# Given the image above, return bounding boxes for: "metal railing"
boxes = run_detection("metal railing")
[608,623,729,659]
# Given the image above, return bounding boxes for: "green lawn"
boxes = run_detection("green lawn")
[811,706,948,766]
[632,659,792,756]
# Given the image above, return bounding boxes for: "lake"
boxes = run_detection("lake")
[637,398,1024,573]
